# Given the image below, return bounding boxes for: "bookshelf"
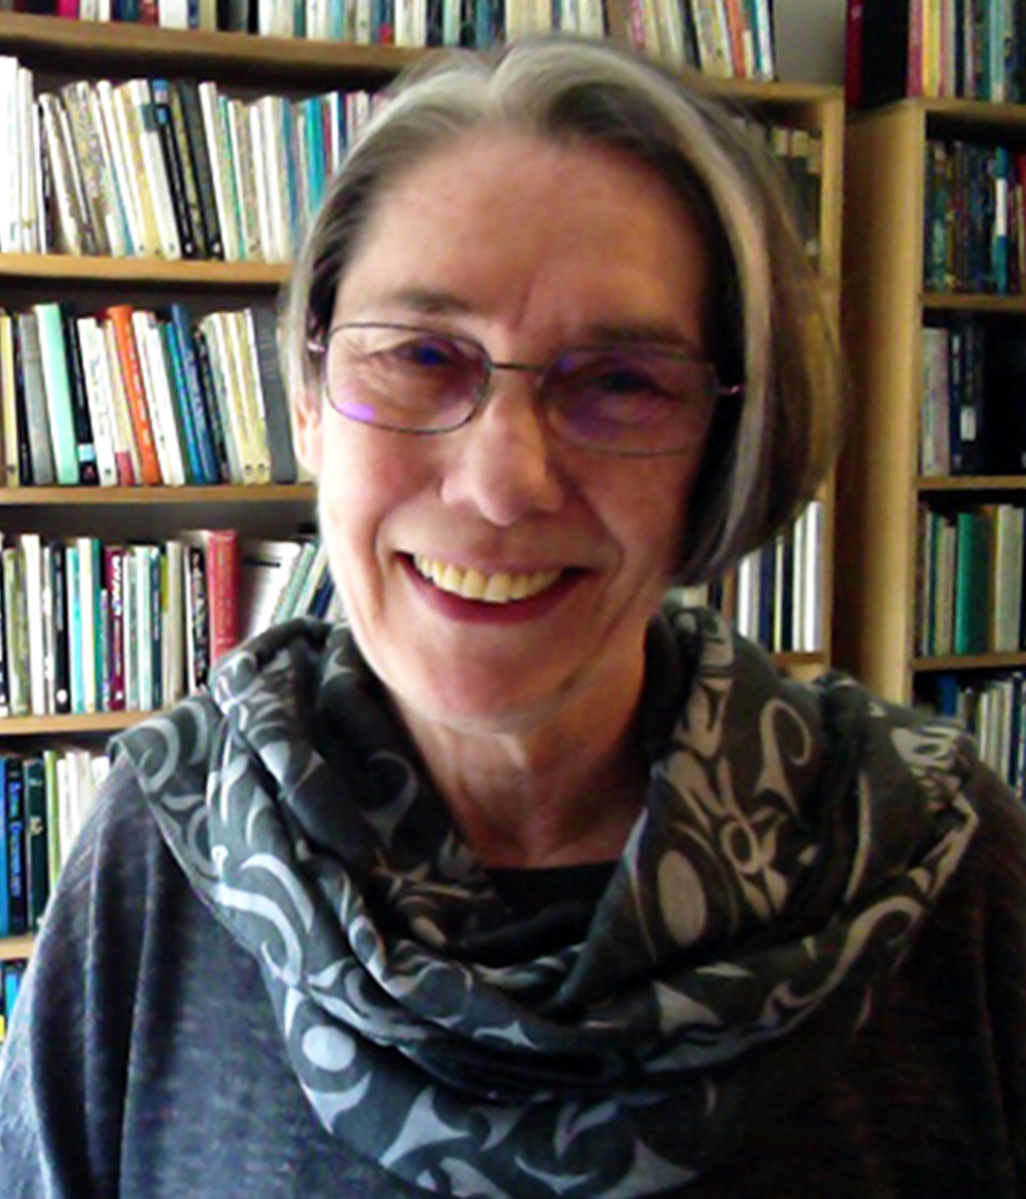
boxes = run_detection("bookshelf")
[0,10,845,963]
[836,97,1026,715]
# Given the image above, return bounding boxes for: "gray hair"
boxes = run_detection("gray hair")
[280,35,844,583]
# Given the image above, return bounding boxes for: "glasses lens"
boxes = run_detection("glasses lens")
[544,347,718,453]
[325,325,485,432]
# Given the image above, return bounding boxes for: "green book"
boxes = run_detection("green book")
[953,509,991,655]
[32,302,79,485]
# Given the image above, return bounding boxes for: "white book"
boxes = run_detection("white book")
[30,90,47,254]
[239,538,304,639]
[791,509,807,653]
[0,312,18,489]
[198,81,240,264]
[100,314,142,486]
[76,316,119,487]
[76,536,98,713]
[221,310,260,484]
[258,95,289,262]
[801,500,823,654]
[158,0,190,26]
[249,101,274,263]
[132,544,154,711]
[0,57,21,253]
[21,532,46,716]
[225,97,258,261]
[991,504,1024,653]
[123,548,138,710]
[132,310,186,486]
[101,80,155,257]
[16,65,37,254]
[85,82,129,258]
[127,78,181,261]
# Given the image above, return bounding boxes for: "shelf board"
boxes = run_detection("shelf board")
[0,934,33,961]
[0,12,424,87]
[0,253,289,288]
[923,292,1026,314]
[918,475,1026,492]
[0,482,315,506]
[913,652,1026,673]
[0,710,152,735]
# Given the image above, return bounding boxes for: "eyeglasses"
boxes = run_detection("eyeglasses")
[308,322,741,457]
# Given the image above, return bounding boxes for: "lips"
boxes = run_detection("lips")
[411,554,562,603]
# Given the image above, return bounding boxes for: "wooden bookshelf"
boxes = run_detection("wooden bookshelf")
[0,933,32,961]
[835,96,1026,703]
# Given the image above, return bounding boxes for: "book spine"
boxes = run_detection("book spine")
[49,540,70,714]
[60,306,100,485]
[206,528,240,663]
[176,79,223,260]
[169,304,219,484]
[151,77,199,259]
[105,304,162,485]
[104,544,126,710]
[166,79,208,259]
[5,759,27,936]
[31,302,79,485]
[23,756,49,932]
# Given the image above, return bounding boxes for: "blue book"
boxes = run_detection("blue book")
[0,759,8,937]
[168,305,219,486]
[158,319,202,486]
[66,541,83,715]
[6,758,27,937]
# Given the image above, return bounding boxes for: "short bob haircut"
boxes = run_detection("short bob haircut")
[281,35,844,585]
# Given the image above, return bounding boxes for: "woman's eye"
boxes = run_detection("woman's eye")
[394,338,460,368]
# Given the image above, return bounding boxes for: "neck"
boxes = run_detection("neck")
[395,674,650,870]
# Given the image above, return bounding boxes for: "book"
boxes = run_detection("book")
[251,305,297,484]
[132,308,186,485]
[15,314,56,487]
[204,527,240,663]
[105,304,162,485]
[953,507,991,654]
[2,544,29,718]
[5,758,27,936]
[846,0,926,106]
[104,544,126,710]
[32,301,80,485]
[100,313,141,485]
[151,77,199,259]
[166,305,220,484]
[21,532,46,715]
[0,762,7,937]
[59,80,115,257]
[0,310,20,488]
[37,90,94,255]
[165,78,208,259]
[174,79,224,260]
[9,315,34,487]
[23,755,49,931]
[76,314,120,486]
[183,539,210,691]
[59,305,100,485]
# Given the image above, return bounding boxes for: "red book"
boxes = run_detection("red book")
[104,305,162,487]
[844,0,865,106]
[205,528,240,664]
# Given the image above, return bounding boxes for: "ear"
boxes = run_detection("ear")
[291,385,325,477]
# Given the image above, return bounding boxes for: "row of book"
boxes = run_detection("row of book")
[8,0,606,44]
[621,0,775,80]
[733,500,824,654]
[923,140,1026,297]
[0,62,375,262]
[0,958,26,1043]
[847,0,1026,106]
[0,746,109,939]
[919,318,1026,478]
[923,671,1026,795]
[0,529,337,719]
[0,302,297,489]
[916,503,1025,659]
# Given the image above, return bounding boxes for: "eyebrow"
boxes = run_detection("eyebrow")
[369,289,705,355]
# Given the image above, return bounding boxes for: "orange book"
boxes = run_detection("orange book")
[103,304,162,486]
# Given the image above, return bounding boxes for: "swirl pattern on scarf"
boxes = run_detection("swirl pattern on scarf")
[114,603,979,1198]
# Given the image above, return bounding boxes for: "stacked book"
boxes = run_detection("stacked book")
[0,302,297,489]
[0,60,376,262]
[733,499,824,654]
[621,0,775,80]
[925,672,1026,794]
[0,529,337,720]
[0,747,110,941]
[4,0,605,46]
[916,503,1026,658]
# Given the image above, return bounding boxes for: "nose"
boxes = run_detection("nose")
[438,372,565,526]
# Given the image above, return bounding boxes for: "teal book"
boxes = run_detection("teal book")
[953,508,991,654]
[169,304,219,485]
[5,757,26,936]
[32,302,79,485]
[159,318,202,485]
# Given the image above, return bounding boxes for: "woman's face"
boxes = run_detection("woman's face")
[293,130,715,735]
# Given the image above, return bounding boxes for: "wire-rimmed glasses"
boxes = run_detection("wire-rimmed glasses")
[309,322,741,457]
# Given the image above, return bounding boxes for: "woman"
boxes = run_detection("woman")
[2,36,1024,1199]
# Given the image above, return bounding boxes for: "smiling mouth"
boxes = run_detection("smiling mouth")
[411,555,563,603]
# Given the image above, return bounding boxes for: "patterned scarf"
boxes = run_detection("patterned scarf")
[114,603,979,1198]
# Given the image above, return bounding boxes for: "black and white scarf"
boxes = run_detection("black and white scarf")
[115,603,979,1197]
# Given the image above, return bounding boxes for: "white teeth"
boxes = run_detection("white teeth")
[412,555,561,603]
